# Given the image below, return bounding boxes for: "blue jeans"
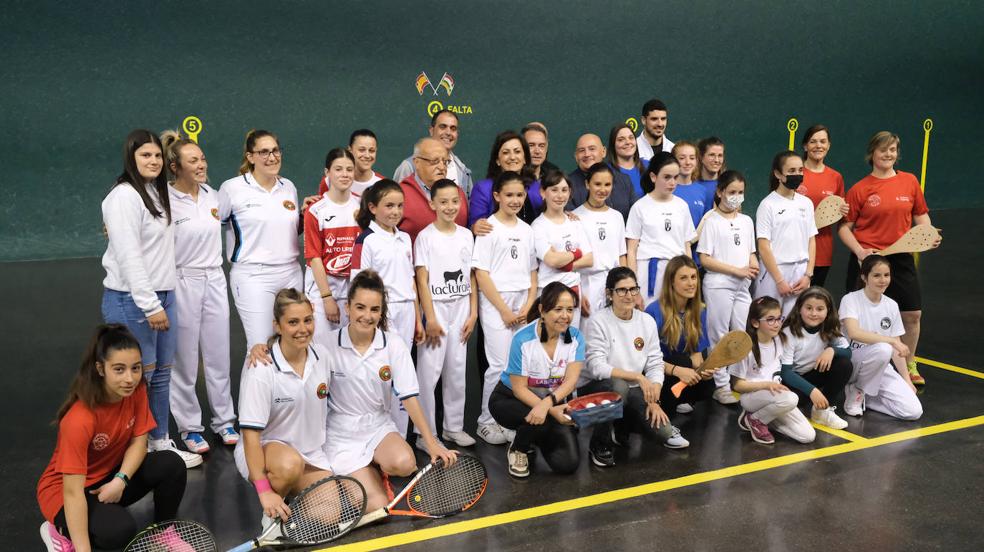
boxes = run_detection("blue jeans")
[102,289,177,440]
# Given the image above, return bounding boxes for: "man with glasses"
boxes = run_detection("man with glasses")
[397,137,469,242]
[394,110,474,197]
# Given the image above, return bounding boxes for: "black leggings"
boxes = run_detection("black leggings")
[54,451,186,550]
[789,356,853,408]
[659,352,715,413]
[489,382,580,474]
[811,266,831,288]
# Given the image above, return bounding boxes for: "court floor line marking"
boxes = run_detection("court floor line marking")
[321,415,984,551]
[809,421,867,442]
[916,356,984,380]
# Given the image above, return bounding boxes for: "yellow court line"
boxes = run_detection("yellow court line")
[916,356,984,380]
[322,415,984,551]
[809,421,867,443]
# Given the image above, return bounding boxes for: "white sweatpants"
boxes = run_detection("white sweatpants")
[415,296,470,435]
[580,270,609,316]
[478,290,527,426]
[304,272,350,349]
[230,262,303,348]
[171,267,236,434]
[849,343,922,420]
[387,300,417,435]
[703,280,752,388]
[754,259,807,317]
[636,258,668,304]
[740,388,816,443]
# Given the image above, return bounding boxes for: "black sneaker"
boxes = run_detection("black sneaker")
[589,446,615,468]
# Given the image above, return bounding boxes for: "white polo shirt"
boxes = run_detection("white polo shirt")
[101,182,176,315]
[168,184,222,269]
[626,194,696,260]
[839,290,904,349]
[697,210,756,289]
[325,327,419,417]
[350,221,415,302]
[471,214,537,292]
[501,321,585,396]
[532,214,593,289]
[237,342,331,460]
[572,205,626,274]
[217,173,300,265]
[414,223,474,302]
[755,191,818,264]
[729,337,783,383]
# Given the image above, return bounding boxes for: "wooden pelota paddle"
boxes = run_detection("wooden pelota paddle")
[671,330,752,398]
[814,195,846,229]
[877,225,942,255]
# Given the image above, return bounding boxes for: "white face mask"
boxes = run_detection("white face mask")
[724,194,744,210]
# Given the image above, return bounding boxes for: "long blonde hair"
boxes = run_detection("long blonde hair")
[658,256,704,353]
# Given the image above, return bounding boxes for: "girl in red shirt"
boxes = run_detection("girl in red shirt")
[36,325,186,552]
[798,125,847,287]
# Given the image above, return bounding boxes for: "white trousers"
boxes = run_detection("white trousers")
[387,300,416,435]
[754,260,807,317]
[230,262,302,348]
[740,389,816,443]
[849,343,922,420]
[704,280,752,388]
[581,270,609,316]
[171,267,236,434]
[304,272,350,349]
[478,290,527,426]
[636,258,667,304]
[415,297,469,435]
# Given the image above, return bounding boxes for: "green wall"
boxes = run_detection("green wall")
[2,1,981,261]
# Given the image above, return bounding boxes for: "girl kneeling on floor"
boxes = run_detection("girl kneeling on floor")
[490,282,584,478]
[37,325,187,552]
[780,287,853,430]
[839,255,922,420]
[730,296,817,445]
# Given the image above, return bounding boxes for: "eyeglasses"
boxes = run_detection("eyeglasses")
[416,155,451,167]
[251,148,283,159]
[613,286,641,297]
[759,316,785,325]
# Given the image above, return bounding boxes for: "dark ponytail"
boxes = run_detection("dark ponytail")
[356,179,403,230]
[56,324,142,422]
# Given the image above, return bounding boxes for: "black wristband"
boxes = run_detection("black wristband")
[550,393,559,406]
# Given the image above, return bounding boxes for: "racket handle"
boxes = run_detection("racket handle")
[228,540,257,552]
[356,508,388,528]
[670,381,686,398]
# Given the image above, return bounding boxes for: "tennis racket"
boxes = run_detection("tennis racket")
[356,455,488,527]
[671,330,753,398]
[124,519,216,552]
[228,475,367,551]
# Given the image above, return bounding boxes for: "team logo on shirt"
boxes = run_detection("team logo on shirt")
[880,317,892,330]
[867,194,881,207]
[378,365,392,382]
[564,240,574,252]
[91,433,110,451]
[210,208,220,220]
[598,227,606,240]
[325,234,337,247]
[734,233,741,246]
[664,218,672,231]
[510,245,518,259]
[283,200,297,211]
[633,337,645,351]
[797,184,809,194]
[316,382,328,399]
[126,416,135,429]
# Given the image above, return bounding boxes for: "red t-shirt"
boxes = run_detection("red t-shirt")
[36,385,155,522]
[303,194,361,278]
[798,165,845,266]
[845,171,929,251]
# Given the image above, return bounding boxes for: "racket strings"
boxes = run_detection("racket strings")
[284,478,366,543]
[125,520,216,552]
[411,456,488,516]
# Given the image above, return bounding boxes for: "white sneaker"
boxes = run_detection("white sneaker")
[477,423,508,445]
[713,385,739,405]
[442,430,477,447]
[506,446,530,478]
[812,406,849,430]
[148,437,203,468]
[663,426,690,449]
[502,427,516,443]
[676,403,694,414]
[415,434,446,455]
[843,384,865,417]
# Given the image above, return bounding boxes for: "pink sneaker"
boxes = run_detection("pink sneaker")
[40,521,75,552]
[746,413,775,445]
[151,525,195,552]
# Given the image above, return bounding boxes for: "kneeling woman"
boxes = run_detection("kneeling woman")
[323,271,456,512]
[37,325,187,552]
[839,255,922,420]
[582,267,685,468]
[236,289,334,522]
[779,287,853,430]
[490,282,583,478]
